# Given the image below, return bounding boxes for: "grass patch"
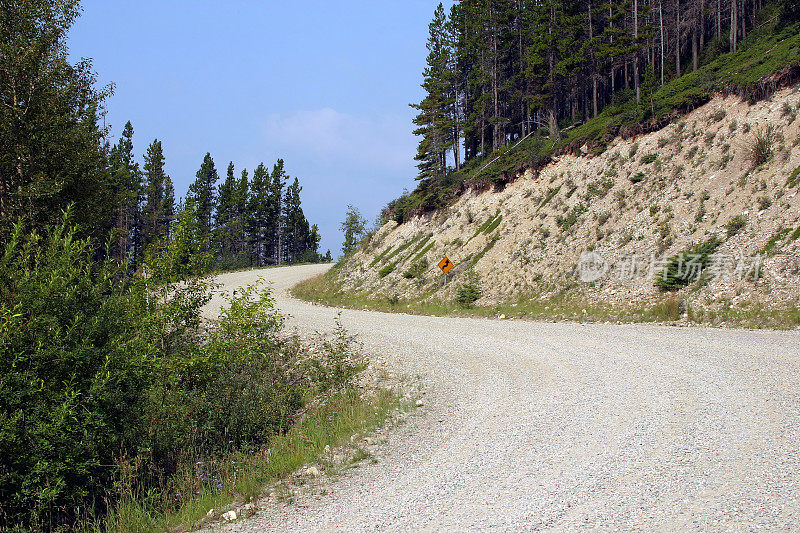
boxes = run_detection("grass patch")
[369,246,394,267]
[538,185,562,210]
[787,165,800,188]
[378,262,397,278]
[411,241,435,263]
[105,389,404,532]
[471,236,499,266]
[763,227,792,255]
[293,271,800,330]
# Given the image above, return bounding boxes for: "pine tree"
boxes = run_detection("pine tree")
[108,121,140,264]
[411,3,454,183]
[247,163,270,266]
[235,168,250,257]
[282,177,319,263]
[214,161,237,257]
[141,139,172,253]
[187,152,218,253]
[267,159,287,264]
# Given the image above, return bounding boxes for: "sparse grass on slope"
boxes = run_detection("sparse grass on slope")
[293,272,800,330]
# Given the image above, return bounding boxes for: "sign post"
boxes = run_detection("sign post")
[438,256,454,285]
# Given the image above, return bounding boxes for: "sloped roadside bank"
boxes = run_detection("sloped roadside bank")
[305,87,800,330]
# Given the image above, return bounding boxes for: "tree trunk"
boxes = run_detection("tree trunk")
[634,0,640,103]
[660,1,665,85]
[675,0,682,77]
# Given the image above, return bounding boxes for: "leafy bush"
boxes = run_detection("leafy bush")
[0,221,152,528]
[630,171,646,183]
[0,216,363,529]
[757,195,773,210]
[641,153,657,164]
[455,270,482,308]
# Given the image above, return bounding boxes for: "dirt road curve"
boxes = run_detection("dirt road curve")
[208,265,800,531]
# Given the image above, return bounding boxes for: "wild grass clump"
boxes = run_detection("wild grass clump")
[750,124,776,167]
[726,214,748,237]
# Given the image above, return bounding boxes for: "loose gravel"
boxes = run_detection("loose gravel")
[205,265,800,531]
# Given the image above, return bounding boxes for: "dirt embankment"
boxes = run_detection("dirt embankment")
[334,86,800,319]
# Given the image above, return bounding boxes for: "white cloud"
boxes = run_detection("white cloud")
[262,108,415,171]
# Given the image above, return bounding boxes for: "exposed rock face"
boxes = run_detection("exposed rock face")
[335,88,800,313]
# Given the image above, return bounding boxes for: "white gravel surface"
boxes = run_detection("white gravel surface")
[205,264,800,531]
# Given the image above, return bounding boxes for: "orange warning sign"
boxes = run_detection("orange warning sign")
[438,256,454,274]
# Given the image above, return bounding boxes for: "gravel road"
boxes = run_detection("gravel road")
[207,265,800,531]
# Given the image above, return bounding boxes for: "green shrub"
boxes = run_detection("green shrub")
[403,258,428,279]
[630,171,646,183]
[0,217,363,530]
[378,263,396,277]
[655,238,722,291]
[757,195,773,210]
[0,221,155,528]
[556,203,587,230]
[641,153,657,164]
[726,214,748,237]
[455,270,482,308]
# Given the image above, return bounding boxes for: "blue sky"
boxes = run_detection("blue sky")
[68,1,450,256]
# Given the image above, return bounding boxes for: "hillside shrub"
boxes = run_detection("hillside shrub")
[455,270,482,308]
[655,238,722,291]
[403,259,428,279]
[726,214,748,237]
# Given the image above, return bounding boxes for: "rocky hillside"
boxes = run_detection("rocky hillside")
[327,87,800,323]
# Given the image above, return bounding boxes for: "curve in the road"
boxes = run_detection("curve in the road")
[209,264,800,531]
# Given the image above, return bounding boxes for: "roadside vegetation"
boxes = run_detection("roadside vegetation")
[0,3,386,530]
[293,269,800,330]
[0,214,396,531]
